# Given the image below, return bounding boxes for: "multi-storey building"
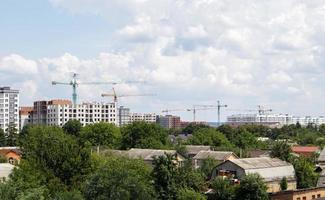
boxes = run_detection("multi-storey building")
[227,114,292,127]
[19,107,33,130]
[158,115,181,129]
[0,87,19,132]
[291,116,325,126]
[47,102,118,126]
[118,106,131,127]
[130,113,157,123]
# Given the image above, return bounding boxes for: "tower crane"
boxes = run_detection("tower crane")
[101,87,156,103]
[52,73,144,105]
[162,108,189,115]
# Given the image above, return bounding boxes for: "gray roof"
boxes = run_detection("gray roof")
[185,145,212,155]
[0,163,14,180]
[231,157,290,169]
[317,169,325,187]
[193,151,237,161]
[319,148,325,162]
[128,148,181,161]
[229,157,295,182]
[102,149,129,157]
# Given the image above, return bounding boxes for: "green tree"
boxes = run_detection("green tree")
[84,156,156,200]
[187,128,231,148]
[209,177,235,200]
[270,142,292,162]
[319,124,325,135]
[121,121,169,149]
[63,120,82,137]
[6,122,18,146]
[200,157,218,179]
[182,123,210,135]
[293,157,318,189]
[234,174,269,200]
[20,126,92,188]
[280,177,288,191]
[233,128,258,150]
[80,122,121,148]
[152,154,179,200]
[176,188,206,200]
[0,128,6,147]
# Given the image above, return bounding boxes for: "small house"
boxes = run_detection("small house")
[193,151,238,169]
[211,157,296,193]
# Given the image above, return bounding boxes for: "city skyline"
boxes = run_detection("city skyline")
[2,1,325,121]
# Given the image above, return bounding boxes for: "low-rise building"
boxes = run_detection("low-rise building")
[0,147,21,164]
[291,146,320,158]
[184,145,212,158]
[193,151,238,169]
[211,157,296,193]
[271,187,325,200]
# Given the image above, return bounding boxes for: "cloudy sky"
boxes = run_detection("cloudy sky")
[1,0,325,122]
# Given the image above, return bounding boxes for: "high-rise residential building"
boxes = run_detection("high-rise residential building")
[19,107,33,130]
[130,113,157,124]
[158,115,181,129]
[118,106,131,127]
[32,99,72,125]
[47,102,118,126]
[227,113,292,127]
[0,87,19,132]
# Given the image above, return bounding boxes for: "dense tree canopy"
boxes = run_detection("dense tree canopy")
[187,128,231,148]
[121,121,169,149]
[270,142,292,162]
[234,174,269,200]
[63,120,82,137]
[84,156,156,200]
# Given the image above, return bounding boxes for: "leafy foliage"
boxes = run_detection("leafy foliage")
[176,188,206,200]
[121,121,169,149]
[293,157,318,189]
[187,128,231,148]
[234,174,269,200]
[84,155,156,200]
[280,177,288,191]
[270,142,292,162]
[209,177,235,200]
[63,120,82,137]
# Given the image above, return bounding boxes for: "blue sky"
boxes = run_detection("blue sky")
[1,0,325,121]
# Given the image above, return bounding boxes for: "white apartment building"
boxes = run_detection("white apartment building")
[227,113,292,127]
[118,106,131,127]
[291,116,325,126]
[130,113,157,123]
[0,87,19,132]
[47,102,118,126]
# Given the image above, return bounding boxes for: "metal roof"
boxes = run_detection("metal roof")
[193,151,237,161]
[185,145,211,155]
[128,148,182,161]
[0,163,14,180]
[231,157,291,169]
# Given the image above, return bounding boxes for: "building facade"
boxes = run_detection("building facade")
[47,102,118,126]
[0,87,19,132]
[227,114,292,127]
[130,113,157,123]
[19,107,33,130]
[158,115,181,129]
[118,106,131,127]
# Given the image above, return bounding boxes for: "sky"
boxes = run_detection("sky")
[1,0,325,122]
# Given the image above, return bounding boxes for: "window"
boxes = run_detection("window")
[302,197,306,200]
[296,198,300,200]
[312,195,315,199]
[318,194,321,198]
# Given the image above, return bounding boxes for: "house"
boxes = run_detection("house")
[211,157,296,193]
[127,148,185,166]
[193,151,238,169]
[318,148,325,166]
[184,145,212,158]
[0,163,15,182]
[291,146,320,158]
[271,187,325,200]
[0,147,21,164]
[247,149,271,158]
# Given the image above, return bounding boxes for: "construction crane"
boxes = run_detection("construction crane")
[162,108,189,115]
[52,73,144,105]
[101,87,156,103]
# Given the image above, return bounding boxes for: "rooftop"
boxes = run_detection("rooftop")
[128,148,179,161]
[185,145,211,155]
[291,146,320,153]
[193,151,237,161]
[230,157,291,170]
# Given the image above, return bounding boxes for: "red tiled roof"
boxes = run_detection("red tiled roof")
[291,146,320,153]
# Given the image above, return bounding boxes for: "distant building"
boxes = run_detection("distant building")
[211,157,296,193]
[271,187,325,200]
[291,146,320,158]
[47,102,118,126]
[118,106,131,127]
[158,115,181,129]
[227,113,292,128]
[19,106,33,130]
[193,151,238,169]
[130,113,157,124]
[0,147,21,164]
[0,87,19,132]
[184,145,212,158]
[0,163,15,181]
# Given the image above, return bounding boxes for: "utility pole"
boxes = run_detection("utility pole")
[217,100,227,126]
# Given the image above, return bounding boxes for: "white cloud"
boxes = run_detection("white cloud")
[0,54,38,74]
